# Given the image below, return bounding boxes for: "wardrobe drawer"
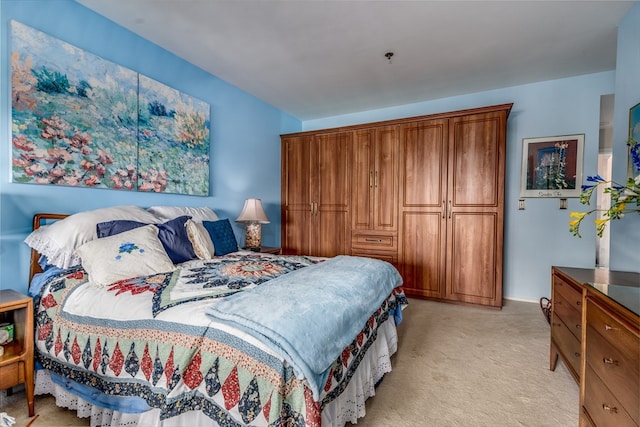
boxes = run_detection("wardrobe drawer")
[553,291,582,341]
[583,364,637,427]
[351,232,397,251]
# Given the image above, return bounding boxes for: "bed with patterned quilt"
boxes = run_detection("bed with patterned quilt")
[24,205,408,427]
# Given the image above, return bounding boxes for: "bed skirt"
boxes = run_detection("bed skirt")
[35,318,398,427]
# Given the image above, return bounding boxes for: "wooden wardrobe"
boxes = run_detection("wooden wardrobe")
[281,103,512,308]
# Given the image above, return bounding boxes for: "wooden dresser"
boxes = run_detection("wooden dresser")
[550,266,639,427]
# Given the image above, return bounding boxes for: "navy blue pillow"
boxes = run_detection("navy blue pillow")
[96,215,196,264]
[202,219,238,256]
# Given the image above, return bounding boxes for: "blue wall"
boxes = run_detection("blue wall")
[1,1,637,300]
[0,1,301,293]
[610,2,640,271]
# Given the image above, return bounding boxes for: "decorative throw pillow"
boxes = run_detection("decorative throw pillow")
[96,216,197,264]
[24,205,160,269]
[75,225,175,286]
[146,206,219,223]
[185,219,215,259]
[202,219,238,256]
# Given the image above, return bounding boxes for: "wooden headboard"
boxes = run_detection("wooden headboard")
[29,213,69,282]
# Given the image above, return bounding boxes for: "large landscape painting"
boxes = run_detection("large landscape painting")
[10,20,210,196]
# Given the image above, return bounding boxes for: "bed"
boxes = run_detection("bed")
[25,205,408,427]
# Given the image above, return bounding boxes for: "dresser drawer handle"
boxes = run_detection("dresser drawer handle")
[576,300,581,306]
[364,238,383,243]
[574,352,580,358]
[603,357,619,366]
[604,324,618,331]
[602,404,618,414]
[575,324,581,330]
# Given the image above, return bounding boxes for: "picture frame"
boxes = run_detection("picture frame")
[520,134,585,198]
[629,102,640,178]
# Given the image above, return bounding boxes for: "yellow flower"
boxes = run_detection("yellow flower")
[569,211,586,225]
[594,218,608,228]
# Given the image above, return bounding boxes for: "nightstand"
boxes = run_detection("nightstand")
[244,247,282,255]
[0,289,34,417]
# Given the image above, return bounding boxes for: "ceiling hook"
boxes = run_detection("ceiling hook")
[385,52,394,64]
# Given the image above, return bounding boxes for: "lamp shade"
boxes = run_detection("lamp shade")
[236,198,270,224]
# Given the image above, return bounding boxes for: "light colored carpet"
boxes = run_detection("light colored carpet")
[0,299,578,426]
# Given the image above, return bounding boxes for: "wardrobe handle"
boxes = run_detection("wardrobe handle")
[369,171,373,188]
[310,202,314,215]
[374,171,378,188]
[442,201,446,219]
[448,200,452,219]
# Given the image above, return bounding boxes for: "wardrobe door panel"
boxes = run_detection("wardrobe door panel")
[450,113,504,208]
[399,211,445,298]
[446,207,501,305]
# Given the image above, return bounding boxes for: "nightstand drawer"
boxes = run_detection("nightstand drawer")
[583,364,637,427]
[0,361,23,390]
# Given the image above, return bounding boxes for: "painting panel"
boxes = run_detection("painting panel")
[138,75,210,196]
[10,20,138,190]
[520,134,585,198]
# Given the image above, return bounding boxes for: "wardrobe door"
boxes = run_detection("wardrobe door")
[398,119,449,298]
[313,131,352,257]
[444,111,506,307]
[281,135,313,255]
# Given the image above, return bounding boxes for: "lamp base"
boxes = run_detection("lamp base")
[245,223,262,250]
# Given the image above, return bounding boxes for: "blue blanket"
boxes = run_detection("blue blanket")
[204,255,403,400]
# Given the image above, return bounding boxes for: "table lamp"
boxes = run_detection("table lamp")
[236,198,270,250]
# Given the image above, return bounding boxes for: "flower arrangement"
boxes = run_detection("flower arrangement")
[569,138,640,237]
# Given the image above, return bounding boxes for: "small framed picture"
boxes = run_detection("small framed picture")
[520,134,585,198]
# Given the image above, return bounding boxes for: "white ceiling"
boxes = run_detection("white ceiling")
[76,0,635,121]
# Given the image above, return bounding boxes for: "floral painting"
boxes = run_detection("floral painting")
[10,20,210,196]
[520,134,584,198]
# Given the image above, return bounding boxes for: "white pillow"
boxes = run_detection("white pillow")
[24,206,159,269]
[147,206,219,223]
[75,225,175,286]
[186,219,215,259]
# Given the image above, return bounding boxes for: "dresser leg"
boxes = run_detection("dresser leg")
[550,342,559,371]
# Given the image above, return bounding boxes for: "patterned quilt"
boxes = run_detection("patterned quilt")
[34,252,408,426]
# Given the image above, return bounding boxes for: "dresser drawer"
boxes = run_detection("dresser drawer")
[553,291,582,341]
[585,299,639,424]
[553,274,582,310]
[583,364,637,427]
[551,316,582,379]
[586,298,639,357]
[351,232,397,251]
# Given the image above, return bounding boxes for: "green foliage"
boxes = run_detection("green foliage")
[32,66,70,94]
[77,80,92,98]
[149,100,168,117]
